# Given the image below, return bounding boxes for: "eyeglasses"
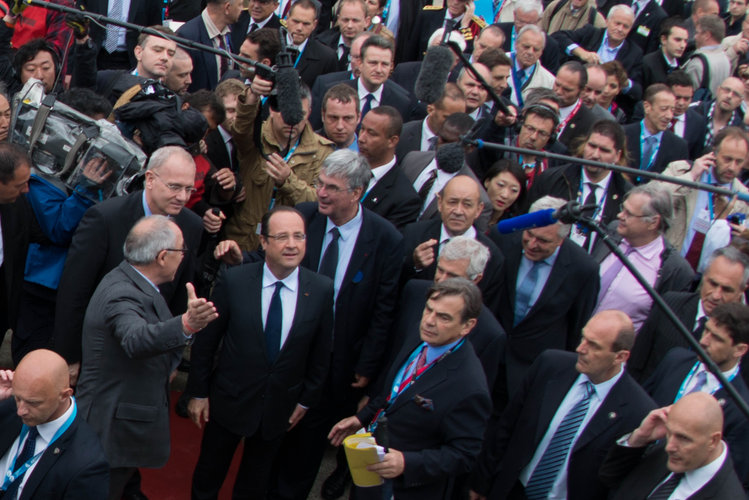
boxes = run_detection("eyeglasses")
[313,178,351,194]
[266,232,307,242]
[521,123,552,139]
[150,171,197,195]
[619,208,652,219]
[164,246,189,254]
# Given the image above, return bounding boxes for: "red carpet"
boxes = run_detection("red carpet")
[140,391,242,499]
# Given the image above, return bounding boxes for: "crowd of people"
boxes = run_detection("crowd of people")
[0,0,747,498]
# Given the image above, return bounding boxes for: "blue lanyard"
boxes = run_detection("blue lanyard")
[2,400,77,491]
[510,24,516,51]
[293,46,304,68]
[382,0,391,23]
[510,54,525,108]
[674,361,737,402]
[388,339,465,405]
[640,121,662,171]
[268,137,302,210]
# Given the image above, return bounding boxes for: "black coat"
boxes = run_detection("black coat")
[296,38,340,90]
[342,78,414,123]
[229,11,282,55]
[557,104,597,149]
[628,0,668,55]
[639,50,680,89]
[361,164,420,232]
[630,104,708,160]
[623,122,690,176]
[395,119,425,161]
[177,15,224,92]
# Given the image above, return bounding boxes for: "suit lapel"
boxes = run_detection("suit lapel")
[278,269,310,358]
[339,210,375,295]
[387,346,454,414]
[574,378,627,450]
[120,263,172,320]
[364,166,397,208]
[534,373,578,444]
[520,245,571,322]
[305,210,328,271]
[505,245,523,308]
[20,417,77,500]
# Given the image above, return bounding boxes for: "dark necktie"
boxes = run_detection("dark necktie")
[418,169,438,207]
[218,35,230,76]
[338,43,350,68]
[647,472,684,499]
[669,118,677,132]
[361,94,375,121]
[264,282,284,363]
[525,382,595,500]
[516,67,527,88]
[581,183,598,250]
[427,136,438,151]
[692,315,708,342]
[3,426,40,499]
[318,228,341,280]
[249,22,259,33]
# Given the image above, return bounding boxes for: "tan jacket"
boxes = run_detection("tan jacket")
[225,94,334,250]
[541,0,605,34]
[654,160,749,251]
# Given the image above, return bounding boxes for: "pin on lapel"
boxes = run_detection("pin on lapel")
[371,197,379,203]
[608,412,617,419]
[612,194,618,200]
[718,398,726,407]
[53,447,60,454]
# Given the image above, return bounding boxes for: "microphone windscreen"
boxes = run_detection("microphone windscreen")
[415,45,453,105]
[435,142,464,174]
[496,209,557,234]
[275,67,305,126]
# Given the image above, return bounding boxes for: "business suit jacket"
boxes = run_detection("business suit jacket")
[640,50,680,89]
[361,163,420,231]
[490,233,600,390]
[627,291,701,382]
[316,27,351,71]
[186,263,334,438]
[296,38,339,90]
[230,11,282,55]
[628,0,668,55]
[630,104,708,160]
[53,190,203,364]
[205,127,237,172]
[357,333,492,500]
[473,350,656,500]
[644,347,749,485]
[76,262,192,468]
[343,78,413,123]
[177,15,224,92]
[528,163,632,231]
[600,439,745,500]
[624,123,690,176]
[404,8,450,62]
[499,22,562,74]
[81,0,162,67]
[297,202,403,391]
[558,103,597,149]
[400,150,493,231]
[400,219,504,310]
[396,119,425,161]
[0,197,36,334]
[0,399,109,499]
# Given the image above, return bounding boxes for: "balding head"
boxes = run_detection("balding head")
[13,350,73,427]
[665,393,724,472]
[437,175,484,236]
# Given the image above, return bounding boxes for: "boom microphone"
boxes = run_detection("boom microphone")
[435,142,465,173]
[496,201,595,234]
[414,45,454,105]
[275,67,305,126]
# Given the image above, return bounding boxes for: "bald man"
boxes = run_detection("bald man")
[0,350,108,499]
[600,392,744,499]
[401,175,505,309]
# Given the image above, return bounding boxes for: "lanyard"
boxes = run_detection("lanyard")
[2,401,77,491]
[556,100,582,134]
[640,121,662,171]
[293,46,304,68]
[511,54,526,108]
[382,0,391,23]
[674,361,737,402]
[268,137,301,210]
[576,174,603,235]
[494,0,507,22]
[509,24,515,51]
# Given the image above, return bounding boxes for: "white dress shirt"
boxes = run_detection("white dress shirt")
[202,9,232,80]
[321,206,364,299]
[420,118,437,151]
[367,157,397,193]
[261,264,299,349]
[357,79,384,112]
[569,169,611,248]
[412,160,459,216]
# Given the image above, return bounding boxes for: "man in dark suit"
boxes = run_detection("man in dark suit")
[53,146,204,383]
[80,0,162,69]
[529,120,632,252]
[404,1,485,62]
[329,278,492,499]
[401,175,503,309]
[600,392,744,500]
[623,84,689,178]
[643,302,749,487]
[0,350,109,499]
[628,246,749,382]
[315,0,370,71]
[668,70,709,159]
[75,216,218,500]
[358,106,420,230]
[552,5,643,103]
[627,0,668,54]
[498,8,562,74]
[187,207,334,499]
[553,62,599,149]
[396,82,466,161]
[230,0,282,54]
[639,20,689,89]
[268,149,404,500]
[471,310,656,500]
[285,0,339,89]
[177,0,244,92]
[490,196,600,391]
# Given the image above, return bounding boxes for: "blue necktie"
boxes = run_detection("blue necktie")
[687,370,708,395]
[3,426,39,499]
[641,135,657,170]
[361,94,375,120]
[525,382,595,500]
[318,228,341,281]
[514,261,545,325]
[264,282,284,363]
[517,68,527,88]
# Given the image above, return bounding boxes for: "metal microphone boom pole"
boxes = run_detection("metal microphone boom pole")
[468,137,749,203]
[23,0,274,76]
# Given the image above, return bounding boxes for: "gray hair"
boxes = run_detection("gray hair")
[517,24,546,49]
[147,145,195,172]
[706,246,749,285]
[608,4,635,20]
[123,215,179,265]
[529,196,571,238]
[320,149,372,191]
[515,0,543,17]
[441,237,490,280]
[427,277,483,323]
[625,184,673,233]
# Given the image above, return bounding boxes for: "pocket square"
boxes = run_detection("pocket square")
[413,394,434,411]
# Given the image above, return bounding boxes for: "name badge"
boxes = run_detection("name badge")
[694,208,711,234]
[637,25,650,37]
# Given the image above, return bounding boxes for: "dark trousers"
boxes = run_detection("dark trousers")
[13,283,56,366]
[108,467,136,500]
[192,418,284,500]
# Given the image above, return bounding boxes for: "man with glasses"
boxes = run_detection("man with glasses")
[186,205,334,499]
[76,215,218,500]
[230,0,283,55]
[692,76,745,150]
[53,146,205,387]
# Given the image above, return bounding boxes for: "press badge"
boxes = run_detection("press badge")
[637,25,650,37]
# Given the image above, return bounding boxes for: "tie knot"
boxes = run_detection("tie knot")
[330,227,341,240]
[274,281,284,292]
[365,93,374,103]
[26,426,39,440]
[583,380,595,397]
[587,182,597,191]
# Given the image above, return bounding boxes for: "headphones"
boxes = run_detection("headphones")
[516,103,560,144]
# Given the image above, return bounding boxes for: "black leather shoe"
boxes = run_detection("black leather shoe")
[321,465,351,500]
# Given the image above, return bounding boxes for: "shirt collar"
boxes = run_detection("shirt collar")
[129,264,160,292]
[641,120,664,141]
[218,124,232,144]
[602,32,624,51]
[423,118,437,141]
[141,190,152,217]
[251,13,273,27]
[581,167,612,192]
[579,364,624,400]
[440,223,476,242]
[625,234,664,259]
[683,440,728,489]
[357,78,384,101]
[202,9,231,39]
[325,203,363,240]
[370,156,397,181]
[559,99,581,120]
[37,397,76,443]
[662,49,679,68]
[425,338,462,364]
[262,262,299,292]
[287,33,309,52]
[338,34,347,48]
